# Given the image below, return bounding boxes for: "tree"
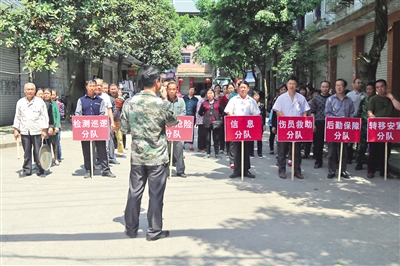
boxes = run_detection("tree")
[1,0,183,118]
[273,28,328,84]
[194,0,322,95]
[0,0,78,80]
[357,0,388,84]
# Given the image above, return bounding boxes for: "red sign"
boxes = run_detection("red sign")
[324,117,361,142]
[277,116,314,142]
[72,116,109,141]
[367,117,400,142]
[166,116,194,141]
[224,116,262,142]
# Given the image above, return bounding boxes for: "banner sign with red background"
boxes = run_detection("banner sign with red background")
[367,117,400,142]
[166,116,194,142]
[277,116,314,142]
[225,116,263,142]
[324,117,361,142]
[72,116,109,141]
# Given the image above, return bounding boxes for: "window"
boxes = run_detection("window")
[182,53,191,64]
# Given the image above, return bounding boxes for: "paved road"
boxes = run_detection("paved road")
[1,131,399,265]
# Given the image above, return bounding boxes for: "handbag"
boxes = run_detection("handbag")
[210,102,222,129]
[212,120,223,129]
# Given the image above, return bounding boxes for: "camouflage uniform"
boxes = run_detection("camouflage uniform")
[120,90,178,165]
[120,89,178,239]
[355,96,370,164]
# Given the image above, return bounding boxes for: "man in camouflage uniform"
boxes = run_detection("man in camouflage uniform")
[355,82,375,170]
[120,65,178,241]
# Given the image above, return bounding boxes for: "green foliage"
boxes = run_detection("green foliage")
[0,0,182,74]
[273,28,328,84]
[193,0,322,89]
[0,0,77,74]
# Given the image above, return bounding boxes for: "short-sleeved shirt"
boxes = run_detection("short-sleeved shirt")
[224,94,260,116]
[272,92,310,116]
[13,96,49,135]
[98,92,112,109]
[347,90,367,116]
[324,94,354,118]
[75,95,106,116]
[120,90,178,166]
[368,95,395,117]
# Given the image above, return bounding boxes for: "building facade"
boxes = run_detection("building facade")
[170,0,213,95]
[305,0,399,100]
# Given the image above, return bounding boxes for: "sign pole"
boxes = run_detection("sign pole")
[291,142,295,181]
[16,138,20,159]
[90,141,94,179]
[384,142,388,181]
[169,141,174,179]
[338,142,343,181]
[241,141,244,181]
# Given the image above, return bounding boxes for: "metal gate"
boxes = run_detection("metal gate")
[336,39,353,86]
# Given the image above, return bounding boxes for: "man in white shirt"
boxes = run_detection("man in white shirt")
[95,78,119,165]
[13,83,49,177]
[345,78,367,164]
[273,75,310,179]
[224,80,260,179]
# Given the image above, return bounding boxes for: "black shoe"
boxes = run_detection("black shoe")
[314,163,322,169]
[125,230,138,238]
[229,173,240,178]
[279,172,286,179]
[36,172,46,178]
[95,160,101,165]
[327,173,335,179]
[341,171,351,179]
[84,170,91,179]
[19,171,32,178]
[355,163,363,170]
[245,171,255,178]
[302,155,308,159]
[102,172,116,178]
[146,230,169,241]
[109,160,120,165]
[177,173,187,178]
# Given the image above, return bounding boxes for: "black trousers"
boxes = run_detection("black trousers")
[368,142,392,174]
[233,141,251,174]
[197,124,206,151]
[328,142,347,174]
[219,123,225,152]
[226,141,235,164]
[81,140,110,174]
[277,142,301,174]
[313,120,325,165]
[269,126,276,151]
[124,164,168,238]
[249,140,263,157]
[49,134,58,161]
[205,127,219,155]
[21,134,44,175]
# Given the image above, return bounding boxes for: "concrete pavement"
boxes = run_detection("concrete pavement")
[1,126,399,265]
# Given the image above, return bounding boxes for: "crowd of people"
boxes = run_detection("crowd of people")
[12,65,400,241]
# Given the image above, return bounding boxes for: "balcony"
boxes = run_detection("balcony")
[325,0,354,13]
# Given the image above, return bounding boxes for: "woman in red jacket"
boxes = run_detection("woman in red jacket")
[198,88,224,159]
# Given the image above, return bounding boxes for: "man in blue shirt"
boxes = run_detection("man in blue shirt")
[75,80,116,178]
[183,86,198,151]
[324,78,355,179]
